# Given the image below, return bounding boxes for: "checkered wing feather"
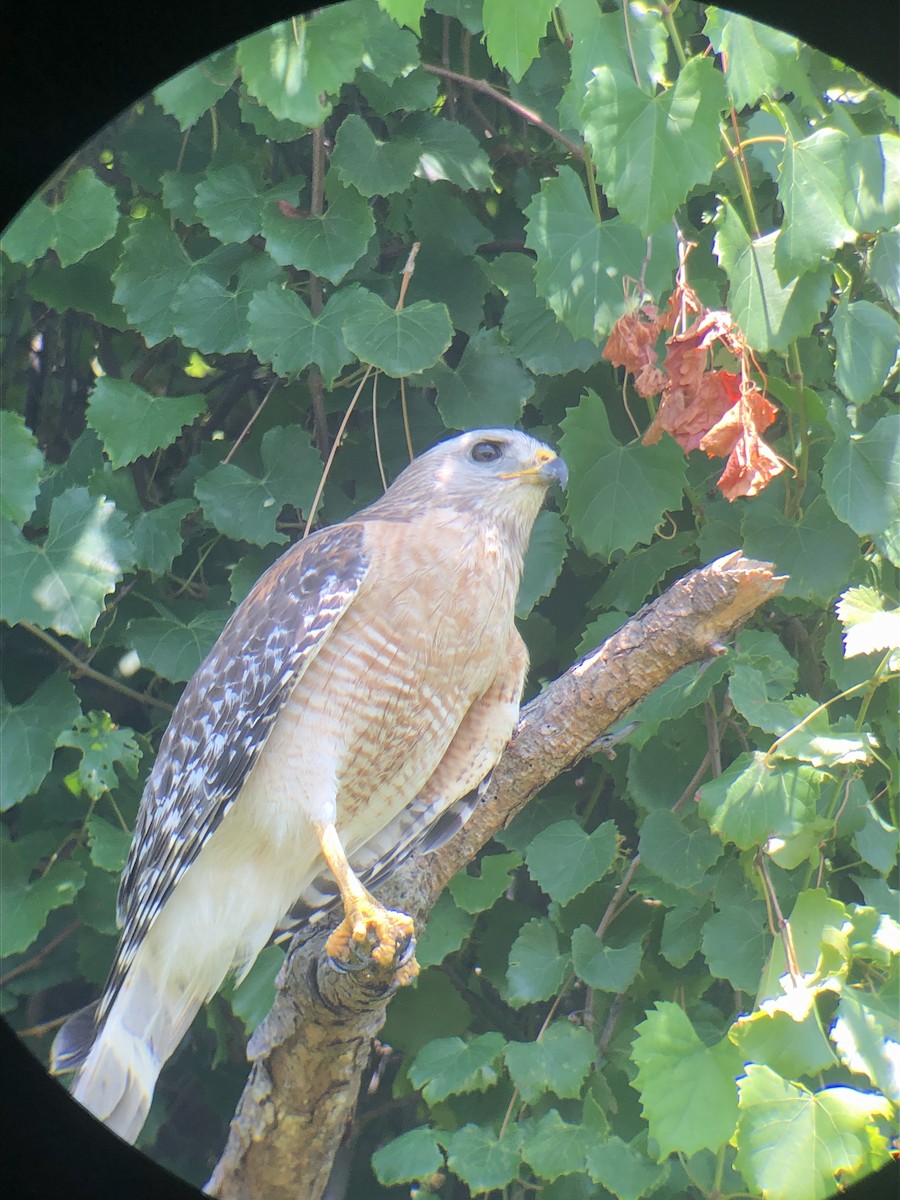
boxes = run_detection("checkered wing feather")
[101,523,370,1022]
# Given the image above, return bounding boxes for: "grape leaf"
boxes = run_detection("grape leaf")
[0,488,134,640]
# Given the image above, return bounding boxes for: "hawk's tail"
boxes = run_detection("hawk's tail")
[51,961,203,1144]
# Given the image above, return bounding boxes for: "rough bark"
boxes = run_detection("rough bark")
[207,552,786,1199]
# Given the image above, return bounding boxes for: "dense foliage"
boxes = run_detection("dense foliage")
[1,1,897,1196]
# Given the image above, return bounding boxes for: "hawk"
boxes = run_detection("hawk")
[51,427,567,1142]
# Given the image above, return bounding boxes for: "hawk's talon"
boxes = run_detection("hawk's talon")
[325,898,418,979]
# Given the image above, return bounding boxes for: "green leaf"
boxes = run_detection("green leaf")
[507,917,569,1007]
[638,809,723,890]
[571,927,643,992]
[525,168,676,339]
[195,464,288,547]
[560,391,686,560]
[701,901,769,991]
[870,229,900,311]
[0,411,43,526]
[560,0,668,129]
[593,535,692,613]
[740,495,861,605]
[823,412,900,564]
[57,712,141,802]
[735,1065,891,1200]
[582,56,726,236]
[0,838,86,957]
[0,675,80,811]
[444,1124,521,1193]
[501,279,601,375]
[87,377,206,469]
[84,814,133,873]
[237,12,367,128]
[624,659,730,749]
[482,0,555,82]
[2,169,119,267]
[405,113,494,190]
[836,586,900,660]
[522,1109,593,1180]
[172,256,284,357]
[698,752,821,850]
[843,133,900,234]
[852,801,899,874]
[728,663,796,735]
[416,891,474,968]
[525,819,618,905]
[125,607,228,683]
[431,328,534,430]
[131,500,195,576]
[758,889,850,1001]
[0,488,135,640]
[631,1001,742,1158]
[449,851,521,914]
[331,114,420,196]
[660,898,709,967]
[372,1126,444,1187]
[342,290,453,377]
[505,1021,595,1103]
[375,0,427,33]
[408,1031,506,1103]
[28,240,129,330]
[112,214,193,347]
[154,50,236,130]
[193,165,264,244]
[247,283,356,385]
[195,425,322,547]
[517,511,568,618]
[775,129,856,279]
[261,180,375,285]
[714,199,832,352]
[586,1135,669,1200]
[830,988,900,1103]
[731,1006,838,1080]
[226,944,284,1035]
[704,8,801,110]
[832,299,899,405]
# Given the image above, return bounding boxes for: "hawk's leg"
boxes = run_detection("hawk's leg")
[314,822,419,981]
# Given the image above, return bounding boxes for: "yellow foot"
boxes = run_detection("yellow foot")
[325,897,418,977]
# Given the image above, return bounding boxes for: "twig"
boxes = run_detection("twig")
[421,64,586,162]
[222,378,278,465]
[302,367,374,539]
[671,749,712,811]
[371,371,387,492]
[307,124,331,455]
[0,919,82,987]
[755,852,802,986]
[22,623,173,712]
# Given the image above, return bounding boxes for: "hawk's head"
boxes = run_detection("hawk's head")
[374,428,567,536]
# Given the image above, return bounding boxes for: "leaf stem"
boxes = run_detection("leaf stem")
[583,143,602,221]
[756,851,802,985]
[787,355,809,515]
[421,63,586,162]
[22,622,173,712]
[661,3,688,68]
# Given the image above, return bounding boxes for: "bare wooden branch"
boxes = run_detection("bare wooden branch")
[207,553,786,1199]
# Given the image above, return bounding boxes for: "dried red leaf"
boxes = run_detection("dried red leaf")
[603,304,666,392]
[699,385,778,457]
[714,422,785,500]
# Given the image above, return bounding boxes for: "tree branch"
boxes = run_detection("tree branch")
[207,552,786,1199]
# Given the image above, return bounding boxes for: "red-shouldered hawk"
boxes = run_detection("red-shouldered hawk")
[51,428,567,1142]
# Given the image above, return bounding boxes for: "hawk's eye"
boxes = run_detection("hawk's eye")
[470,441,502,464]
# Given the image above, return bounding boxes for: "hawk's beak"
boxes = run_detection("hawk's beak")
[500,448,568,490]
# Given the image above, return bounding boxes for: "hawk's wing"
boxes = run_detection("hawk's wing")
[104,523,370,1020]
